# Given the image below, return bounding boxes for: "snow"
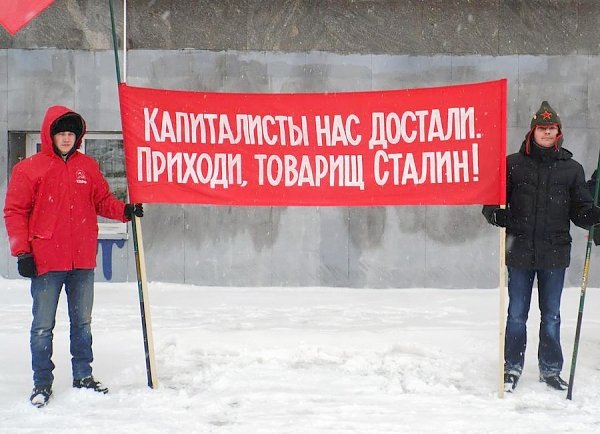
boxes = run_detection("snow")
[3,277,600,433]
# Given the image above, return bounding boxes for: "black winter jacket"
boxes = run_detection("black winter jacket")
[587,170,600,246]
[483,141,599,269]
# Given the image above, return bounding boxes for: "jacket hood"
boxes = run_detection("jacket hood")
[40,105,86,157]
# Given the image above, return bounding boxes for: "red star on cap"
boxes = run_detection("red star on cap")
[541,110,553,120]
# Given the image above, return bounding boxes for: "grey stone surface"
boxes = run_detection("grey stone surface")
[0,50,6,123]
[183,205,277,286]
[74,51,121,130]
[0,0,122,49]
[247,0,326,52]
[305,52,372,92]
[223,51,269,92]
[424,206,494,288]
[348,207,428,289]
[421,0,500,55]
[142,204,185,283]
[516,55,588,129]
[576,0,600,55]
[320,0,427,55]
[564,128,600,176]
[371,55,452,90]
[271,207,320,286]
[265,52,307,93]
[7,50,77,129]
[1,1,599,56]
[2,14,600,288]
[499,1,581,55]
[128,1,248,51]
[589,56,600,127]
[318,207,351,286]
[128,50,220,90]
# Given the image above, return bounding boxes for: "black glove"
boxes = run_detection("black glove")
[17,253,37,278]
[124,203,144,220]
[591,206,600,224]
[594,228,600,246]
[482,206,507,227]
[492,208,507,227]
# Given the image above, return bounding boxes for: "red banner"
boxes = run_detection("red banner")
[0,0,55,36]
[119,80,506,206]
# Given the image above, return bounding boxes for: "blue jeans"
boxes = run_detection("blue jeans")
[505,267,565,378]
[30,269,95,386]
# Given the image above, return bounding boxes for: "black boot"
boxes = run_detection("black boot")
[30,384,52,408]
[504,373,519,392]
[540,374,568,391]
[73,376,109,394]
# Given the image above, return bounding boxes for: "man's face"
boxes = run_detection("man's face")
[534,125,559,148]
[52,131,76,155]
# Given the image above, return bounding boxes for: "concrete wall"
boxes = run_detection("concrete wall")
[3,1,600,55]
[2,1,600,288]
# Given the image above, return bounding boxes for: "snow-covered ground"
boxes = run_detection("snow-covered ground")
[3,276,600,433]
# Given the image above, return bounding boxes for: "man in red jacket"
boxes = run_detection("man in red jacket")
[4,105,144,407]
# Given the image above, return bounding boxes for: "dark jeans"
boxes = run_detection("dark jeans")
[30,269,95,386]
[505,267,565,378]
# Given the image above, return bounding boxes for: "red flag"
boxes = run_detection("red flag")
[119,80,507,206]
[0,0,55,36]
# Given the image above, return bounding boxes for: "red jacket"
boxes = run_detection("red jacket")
[4,105,127,275]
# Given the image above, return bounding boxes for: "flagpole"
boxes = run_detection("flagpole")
[131,215,158,389]
[109,0,121,84]
[123,0,127,80]
[109,0,158,389]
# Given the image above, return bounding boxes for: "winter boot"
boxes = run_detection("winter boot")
[539,374,568,391]
[504,373,519,392]
[73,376,109,394]
[30,384,52,408]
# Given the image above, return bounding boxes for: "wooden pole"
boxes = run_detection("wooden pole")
[132,215,159,388]
[498,213,506,399]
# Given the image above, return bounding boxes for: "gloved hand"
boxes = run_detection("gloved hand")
[591,206,600,224]
[482,206,507,227]
[594,229,600,246]
[17,253,37,278]
[124,203,144,220]
[492,208,507,227]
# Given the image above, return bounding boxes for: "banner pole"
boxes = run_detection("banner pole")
[498,210,506,399]
[123,0,127,80]
[131,215,159,388]
[108,0,121,84]
[567,152,600,400]
[109,0,158,389]
[497,80,508,399]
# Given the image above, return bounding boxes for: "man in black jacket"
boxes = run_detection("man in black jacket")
[483,101,600,392]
